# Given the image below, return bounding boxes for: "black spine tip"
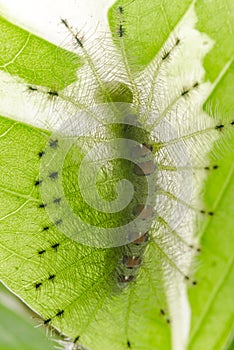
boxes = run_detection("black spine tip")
[35,180,42,186]
[74,336,80,343]
[56,310,64,317]
[38,151,45,158]
[49,139,58,148]
[48,90,59,97]
[51,243,60,249]
[162,51,170,60]
[61,18,69,28]
[48,274,55,280]
[49,172,58,180]
[44,318,51,325]
[181,89,189,96]
[215,124,224,130]
[118,24,124,37]
[118,6,124,14]
[38,249,46,255]
[35,282,42,289]
[28,85,38,92]
[53,197,61,204]
[75,36,84,48]
[39,203,47,208]
[55,219,63,226]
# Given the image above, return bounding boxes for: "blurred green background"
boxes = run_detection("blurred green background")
[0,283,55,350]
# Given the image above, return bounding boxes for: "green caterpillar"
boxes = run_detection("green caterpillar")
[0,1,233,350]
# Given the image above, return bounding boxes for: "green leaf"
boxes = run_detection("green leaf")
[0,285,54,350]
[0,1,233,350]
[195,0,234,82]
[226,339,234,350]
[108,0,193,70]
[188,70,234,350]
[0,114,171,350]
[188,148,234,350]
[0,16,81,89]
[109,1,234,349]
[187,2,234,348]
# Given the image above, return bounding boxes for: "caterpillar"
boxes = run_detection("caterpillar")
[0,1,233,350]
